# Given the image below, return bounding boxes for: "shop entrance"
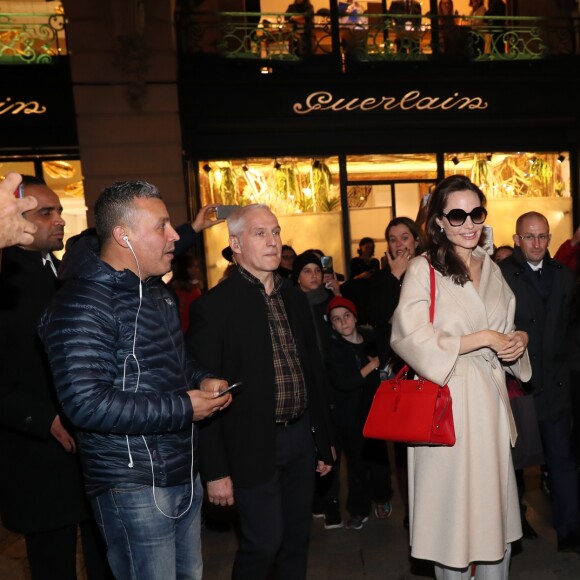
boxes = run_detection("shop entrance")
[193,150,572,289]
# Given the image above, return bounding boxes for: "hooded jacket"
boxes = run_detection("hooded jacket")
[38,235,212,498]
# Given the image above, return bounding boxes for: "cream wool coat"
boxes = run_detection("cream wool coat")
[390,248,532,569]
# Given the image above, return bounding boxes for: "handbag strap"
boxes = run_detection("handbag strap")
[423,256,436,323]
[394,258,436,381]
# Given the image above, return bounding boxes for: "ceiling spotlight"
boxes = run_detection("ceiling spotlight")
[451,156,460,166]
[557,153,566,163]
[202,163,211,173]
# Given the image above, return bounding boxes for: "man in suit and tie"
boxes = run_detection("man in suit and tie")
[500,212,580,552]
[0,175,112,579]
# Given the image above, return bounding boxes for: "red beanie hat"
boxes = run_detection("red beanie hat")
[326,296,358,318]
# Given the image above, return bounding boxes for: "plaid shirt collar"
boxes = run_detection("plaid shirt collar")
[237,264,283,296]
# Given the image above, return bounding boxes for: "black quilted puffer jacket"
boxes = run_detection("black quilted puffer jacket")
[39,235,213,498]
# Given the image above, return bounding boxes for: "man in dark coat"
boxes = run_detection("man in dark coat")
[187,204,335,580]
[0,175,112,579]
[500,211,580,552]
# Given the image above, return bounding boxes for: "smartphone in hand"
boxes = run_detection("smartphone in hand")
[217,381,242,397]
[215,205,240,220]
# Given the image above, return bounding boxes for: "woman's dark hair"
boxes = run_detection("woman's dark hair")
[281,244,297,257]
[385,217,426,256]
[168,250,197,291]
[426,175,487,286]
[357,236,375,256]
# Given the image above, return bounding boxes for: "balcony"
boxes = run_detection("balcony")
[177,11,580,68]
[0,12,67,64]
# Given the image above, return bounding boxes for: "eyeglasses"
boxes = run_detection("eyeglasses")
[441,207,487,227]
[516,234,550,242]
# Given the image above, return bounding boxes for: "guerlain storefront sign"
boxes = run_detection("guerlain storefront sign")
[293,90,489,115]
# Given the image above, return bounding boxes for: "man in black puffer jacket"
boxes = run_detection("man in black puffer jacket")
[39,181,232,580]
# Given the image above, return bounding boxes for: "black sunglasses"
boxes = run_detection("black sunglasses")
[441,207,487,227]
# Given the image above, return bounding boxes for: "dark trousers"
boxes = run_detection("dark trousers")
[25,520,112,580]
[335,403,392,518]
[538,416,580,539]
[571,370,580,465]
[232,413,316,580]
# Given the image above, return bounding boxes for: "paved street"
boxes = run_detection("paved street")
[2,466,580,579]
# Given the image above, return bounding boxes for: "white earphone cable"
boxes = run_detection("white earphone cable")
[121,236,194,518]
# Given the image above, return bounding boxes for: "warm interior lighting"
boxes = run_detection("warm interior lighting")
[203,163,212,173]
[486,153,492,162]
[242,164,249,172]
[452,156,460,166]
[558,154,566,163]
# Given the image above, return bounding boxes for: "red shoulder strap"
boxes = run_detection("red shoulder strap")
[423,256,436,323]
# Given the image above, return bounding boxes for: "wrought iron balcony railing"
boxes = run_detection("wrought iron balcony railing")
[0,12,66,64]
[177,11,580,64]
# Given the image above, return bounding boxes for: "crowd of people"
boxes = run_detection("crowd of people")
[1,170,580,580]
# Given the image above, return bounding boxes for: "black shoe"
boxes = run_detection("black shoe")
[521,517,538,539]
[324,499,343,530]
[557,531,580,552]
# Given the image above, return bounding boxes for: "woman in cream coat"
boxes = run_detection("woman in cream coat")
[391,175,531,580]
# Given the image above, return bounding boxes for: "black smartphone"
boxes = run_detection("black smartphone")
[215,205,240,220]
[217,381,242,397]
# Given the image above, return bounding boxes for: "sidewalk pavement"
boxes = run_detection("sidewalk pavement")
[2,466,580,579]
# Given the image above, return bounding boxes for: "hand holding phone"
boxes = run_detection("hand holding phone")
[217,381,242,397]
[215,205,240,220]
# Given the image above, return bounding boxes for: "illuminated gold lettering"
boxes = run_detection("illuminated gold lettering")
[439,93,461,109]
[293,91,489,114]
[399,90,421,109]
[0,97,47,116]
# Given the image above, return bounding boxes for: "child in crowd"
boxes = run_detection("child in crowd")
[325,296,393,529]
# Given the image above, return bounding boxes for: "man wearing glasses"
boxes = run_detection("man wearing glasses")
[500,211,580,553]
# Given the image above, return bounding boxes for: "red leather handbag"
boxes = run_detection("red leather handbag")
[363,259,456,446]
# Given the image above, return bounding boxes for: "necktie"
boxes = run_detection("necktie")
[536,268,542,277]
[44,259,57,278]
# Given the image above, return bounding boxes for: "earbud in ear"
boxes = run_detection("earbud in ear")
[122,235,129,243]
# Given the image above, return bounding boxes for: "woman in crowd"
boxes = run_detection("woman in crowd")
[350,236,380,280]
[167,249,202,333]
[554,225,580,271]
[277,244,297,278]
[368,217,425,366]
[390,175,531,579]
[366,216,425,528]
